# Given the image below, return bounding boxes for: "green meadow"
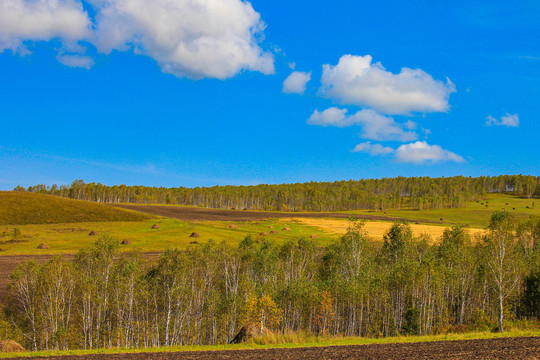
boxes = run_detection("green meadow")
[351,194,539,228]
[0,217,338,255]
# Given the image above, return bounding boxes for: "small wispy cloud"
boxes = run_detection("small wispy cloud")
[486,113,519,127]
[282,71,311,95]
[56,54,94,69]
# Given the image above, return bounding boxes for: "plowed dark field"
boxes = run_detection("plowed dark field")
[14,336,540,359]
[115,204,439,224]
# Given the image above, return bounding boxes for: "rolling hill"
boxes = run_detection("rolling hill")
[0,191,150,225]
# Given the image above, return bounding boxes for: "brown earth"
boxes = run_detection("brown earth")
[115,205,441,224]
[14,336,540,359]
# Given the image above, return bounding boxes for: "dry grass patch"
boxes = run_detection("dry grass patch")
[289,218,484,242]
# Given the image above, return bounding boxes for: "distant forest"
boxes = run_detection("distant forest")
[18,175,540,211]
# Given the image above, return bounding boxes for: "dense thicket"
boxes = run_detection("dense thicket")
[4,212,540,351]
[18,175,540,211]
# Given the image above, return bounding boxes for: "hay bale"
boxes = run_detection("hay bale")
[0,340,24,353]
[37,243,49,249]
[282,227,291,232]
[270,230,278,234]
[189,232,200,238]
[260,232,268,236]
[267,226,273,229]
[230,324,273,344]
[88,230,98,236]
[151,224,160,229]
[229,224,238,229]
[310,234,318,238]
[121,239,131,245]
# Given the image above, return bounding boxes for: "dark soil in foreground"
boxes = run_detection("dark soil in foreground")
[14,336,540,359]
[115,204,440,224]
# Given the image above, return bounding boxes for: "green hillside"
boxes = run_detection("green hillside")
[0,191,150,225]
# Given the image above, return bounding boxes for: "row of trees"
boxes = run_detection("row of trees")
[4,212,540,351]
[19,175,540,211]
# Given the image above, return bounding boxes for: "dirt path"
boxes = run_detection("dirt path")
[14,336,540,359]
[114,204,441,224]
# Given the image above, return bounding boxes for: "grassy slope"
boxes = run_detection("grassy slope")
[0,192,150,225]
[2,329,539,358]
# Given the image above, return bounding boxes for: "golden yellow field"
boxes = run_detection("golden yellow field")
[287,218,485,242]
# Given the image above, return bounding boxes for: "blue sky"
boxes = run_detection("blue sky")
[0,0,538,189]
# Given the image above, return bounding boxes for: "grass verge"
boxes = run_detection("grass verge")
[3,329,539,358]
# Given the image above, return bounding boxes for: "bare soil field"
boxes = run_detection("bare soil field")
[14,336,540,359]
[115,204,441,224]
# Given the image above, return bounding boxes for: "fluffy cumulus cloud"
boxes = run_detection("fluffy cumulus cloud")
[87,0,274,79]
[320,55,456,115]
[486,113,520,127]
[0,0,274,79]
[282,71,311,94]
[0,0,91,53]
[395,141,464,164]
[308,108,418,142]
[352,142,394,156]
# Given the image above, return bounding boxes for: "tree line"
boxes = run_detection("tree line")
[17,175,540,211]
[3,212,540,351]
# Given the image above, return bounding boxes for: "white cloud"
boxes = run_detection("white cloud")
[308,107,418,142]
[0,0,274,79]
[56,54,94,68]
[352,142,394,156]
[395,141,464,164]
[353,110,417,142]
[320,54,456,114]
[87,0,274,79]
[282,71,311,94]
[486,113,519,127]
[0,0,91,53]
[307,107,349,127]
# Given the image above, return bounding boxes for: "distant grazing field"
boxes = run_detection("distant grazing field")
[366,194,539,228]
[0,217,339,255]
[0,192,149,225]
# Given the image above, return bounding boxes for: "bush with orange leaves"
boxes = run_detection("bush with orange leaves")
[244,295,283,336]
[315,291,335,335]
